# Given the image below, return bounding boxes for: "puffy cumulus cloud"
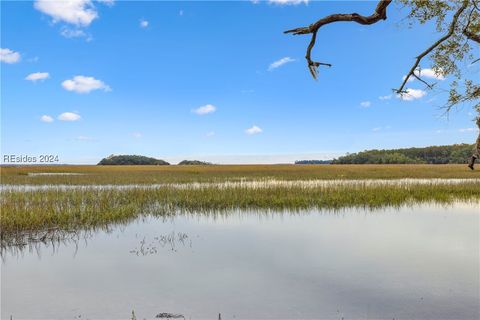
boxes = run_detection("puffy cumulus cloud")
[58,112,81,121]
[245,125,263,135]
[360,101,371,108]
[62,75,111,93]
[40,115,54,123]
[403,68,446,83]
[25,72,50,82]
[192,104,216,115]
[34,0,99,26]
[414,68,445,80]
[0,48,21,64]
[268,57,295,71]
[397,88,427,101]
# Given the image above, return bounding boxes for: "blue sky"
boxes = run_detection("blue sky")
[1,0,479,164]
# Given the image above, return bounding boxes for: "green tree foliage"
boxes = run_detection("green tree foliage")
[333,144,474,164]
[398,0,480,113]
[98,155,170,166]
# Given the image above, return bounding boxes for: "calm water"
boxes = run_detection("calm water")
[2,204,479,320]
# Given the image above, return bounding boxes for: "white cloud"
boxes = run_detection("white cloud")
[414,68,445,80]
[372,127,382,132]
[459,127,479,133]
[25,72,50,82]
[34,0,98,26]
[40,115,54,123]
[62,75,111,93]
[206,131,215,137]
[0,48,21,64]
[269,0,309,5]
[360,101,371,108]
[139,19,149,28]
[245,125,263,135]
[403,68,446,83]
[132,132,142,138]
[268,57,295,71]
[58,112,81,121]
[60,27,88,39]
[397,88,427,101]
[379,94,392,100]
[192,104,216,115]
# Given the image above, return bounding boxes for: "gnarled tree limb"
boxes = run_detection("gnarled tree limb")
[284,0,392,79]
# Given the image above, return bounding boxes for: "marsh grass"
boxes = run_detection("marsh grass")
[2,182,479,245]
[2,164,479,249]
[2,164,479,185]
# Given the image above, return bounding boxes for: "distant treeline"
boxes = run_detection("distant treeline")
[98,155,214,166]
[98,155,170,165]
[332,144,474,164]
[178,160,212,165]
[295,160,332,165]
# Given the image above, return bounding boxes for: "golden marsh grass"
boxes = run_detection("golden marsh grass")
[2,164,479,185]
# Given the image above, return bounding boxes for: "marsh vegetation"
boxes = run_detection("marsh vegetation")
[2,164,479,185]
[1,164,479,248]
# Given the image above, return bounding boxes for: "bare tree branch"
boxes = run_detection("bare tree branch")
[284,0,392,79]
[396,0,469,94]
[412,71,435,90]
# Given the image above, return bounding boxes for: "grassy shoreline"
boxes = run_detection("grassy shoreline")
[2,182,479,237]
[2,164,479,244]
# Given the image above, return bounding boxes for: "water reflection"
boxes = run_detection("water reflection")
[130,232,192,256]
[2,204,479,319]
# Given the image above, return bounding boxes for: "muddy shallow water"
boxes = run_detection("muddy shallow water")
[1,204,479,319]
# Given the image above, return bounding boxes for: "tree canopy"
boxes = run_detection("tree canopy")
[332,143,474,164]
[98,155,170,166]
